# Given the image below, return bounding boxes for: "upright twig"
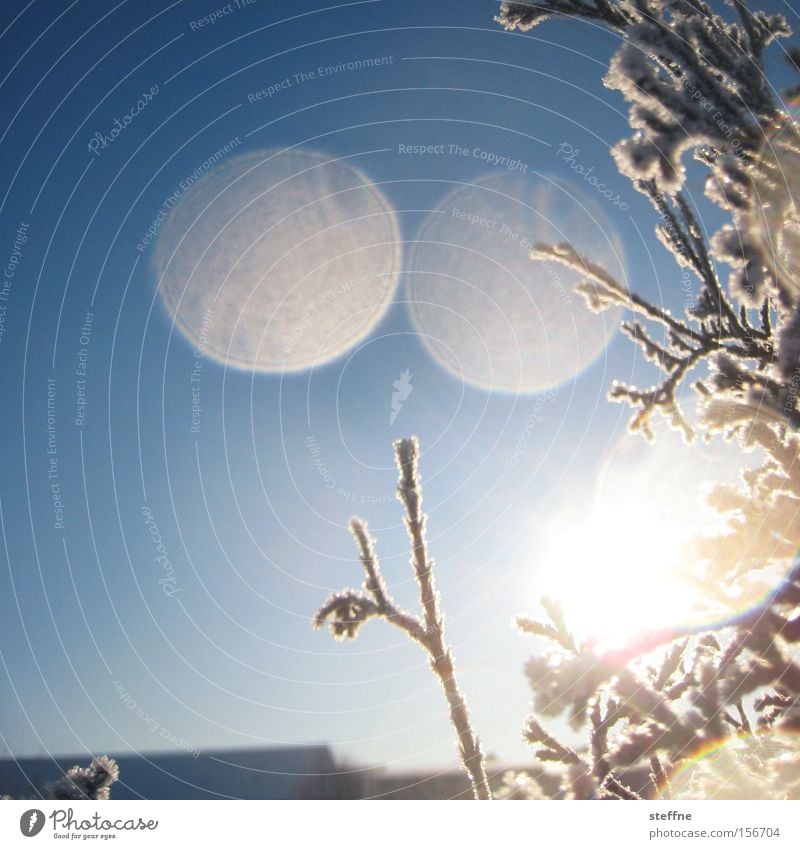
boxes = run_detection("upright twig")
[314,437,492,800]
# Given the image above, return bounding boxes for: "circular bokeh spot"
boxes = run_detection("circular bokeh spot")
[405,173,625,392]
[154,148,401,372]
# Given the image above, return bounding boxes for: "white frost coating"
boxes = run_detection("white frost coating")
[155,148,401,372]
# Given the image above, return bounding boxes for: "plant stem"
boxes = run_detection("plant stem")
[395,437,492,800]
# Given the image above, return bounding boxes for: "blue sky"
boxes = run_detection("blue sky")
[1,0,797,777]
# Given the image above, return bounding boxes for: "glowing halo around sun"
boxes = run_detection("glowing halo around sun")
[538,495,697,650]
[534,418,800,655]
[154,148,402,372]
[535,425,753,648]
[405,174,625,393]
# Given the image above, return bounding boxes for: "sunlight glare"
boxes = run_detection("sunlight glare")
[539,496,696,648]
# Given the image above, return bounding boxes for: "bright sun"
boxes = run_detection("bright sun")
[539,496,697,648]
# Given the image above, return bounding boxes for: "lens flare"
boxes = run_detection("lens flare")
[663,729,800,799]
[155,148,401,372]
[406,174,625,393]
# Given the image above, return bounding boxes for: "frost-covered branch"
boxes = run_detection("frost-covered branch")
[314,438,492,800]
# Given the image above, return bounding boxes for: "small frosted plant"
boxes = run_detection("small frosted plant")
[45,756,120,800]
[314,437,492,800]
[2,757,120,801]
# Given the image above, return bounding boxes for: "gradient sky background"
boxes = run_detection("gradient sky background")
[0,0,797,780]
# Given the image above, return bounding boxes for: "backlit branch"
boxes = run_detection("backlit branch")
[314,438,492,800]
